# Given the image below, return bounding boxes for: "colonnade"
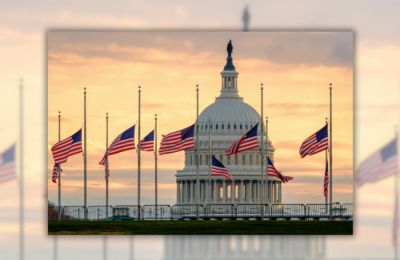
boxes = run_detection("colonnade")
[176,179,282,204]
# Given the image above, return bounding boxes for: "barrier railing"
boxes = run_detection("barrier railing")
[204,204,235,219]
[271,204,306,219]
[87,206,113,221]
[113,205,142,220]
[236,204,265,219]
[51,203,353,221]
[143,205,172,220]
[172,204,203,220]
[340,203,353,219]
[61,206,86,220]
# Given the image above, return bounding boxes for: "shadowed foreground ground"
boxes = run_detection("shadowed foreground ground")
[48,220,353,235]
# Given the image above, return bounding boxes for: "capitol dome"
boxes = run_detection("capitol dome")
[175,40,282,206]
[198,98,260,135]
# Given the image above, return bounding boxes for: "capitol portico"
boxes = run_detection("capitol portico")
[176,41,283,205]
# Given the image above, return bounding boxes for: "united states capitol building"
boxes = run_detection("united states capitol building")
[176,41,283,205]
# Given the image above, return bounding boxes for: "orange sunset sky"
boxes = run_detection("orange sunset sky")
[47,31,353,205]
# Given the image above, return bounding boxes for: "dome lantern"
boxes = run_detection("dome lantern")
[219,40,240,99]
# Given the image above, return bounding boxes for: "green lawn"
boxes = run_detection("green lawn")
[48,220,353,235]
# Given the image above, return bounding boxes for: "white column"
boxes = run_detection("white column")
[176,181,179,203]
[240,180,244,202]
[186,181,189,203]
[182,181,186,203]
[223,181,227,203]
[279,182,282,203]
[177,181,180,203]
[246,181,250,203]
[237,180,241,203]
[188,181,191,203]
[268,181,272,204]
[191,181,194,204]
[214,180,218,202]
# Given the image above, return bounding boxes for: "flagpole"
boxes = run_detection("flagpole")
[208,116,211,204]
[396,173,399,260]
[138,86,141,220]
[196,84,200,218]
[325,117,328,212]
[396,155,399,260]
[154,113,158,219]
[265,116,269,206]
[260,83,265,214]
[84,87,87,220]
[329,83,333,218]
[105,113,109,218]
[19,78,24,260]
[58,111,61,219]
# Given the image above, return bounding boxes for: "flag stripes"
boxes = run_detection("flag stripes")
[0,144,16,183]
[324,156,329,198]
[52,163,62,183]
[140,130,154,152]
[225,124,259,155]
[357,137,398,186]
[99,125,135,165]
[51,129,82,164]
[159,124,195,155]
[211,155,233,180]
[267,157,292,183]
[299,124,328,158]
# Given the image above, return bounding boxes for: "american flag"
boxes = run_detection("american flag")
[299,124,328,158]
[140,130,154,152]
[51,129,82,164]
[267,157,293,183]
[159,124,194,155]
[324,156,329,198]
[51,163,62,183]
[357,137,397,186]
[0,144,16,183]
[99,125,135,166]
[211,155,233,180]
[225,123,259,155]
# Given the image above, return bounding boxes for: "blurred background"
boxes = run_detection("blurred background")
[0,0,399,259]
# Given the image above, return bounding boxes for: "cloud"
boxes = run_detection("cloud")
[47,31,353,68]
[268,102,329,116]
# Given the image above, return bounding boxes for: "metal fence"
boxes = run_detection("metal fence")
[172,204,203,220]
[50,203,353,221]
[271,204,306,219]
[61,206,86,220]
[113,205,142,220]
[143,205,172,220]
[87,206,113,220]
[204,204,235,219]
[236,204,265,219]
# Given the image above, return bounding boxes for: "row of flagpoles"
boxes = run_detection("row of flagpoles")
[50,83,335,219]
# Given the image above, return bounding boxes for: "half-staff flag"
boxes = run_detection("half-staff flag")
[51,129,82,164]
[324,156,329,198]
[99,125,135,165]
[159,124,195,155]
[267,157,293,183]
[211,155,233,180]
[140,130,154,152]
[225,123,259,155]
[299,124,328,158]
[357,137,398,186]
[52,163,62,183]
[0,144,16,183]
